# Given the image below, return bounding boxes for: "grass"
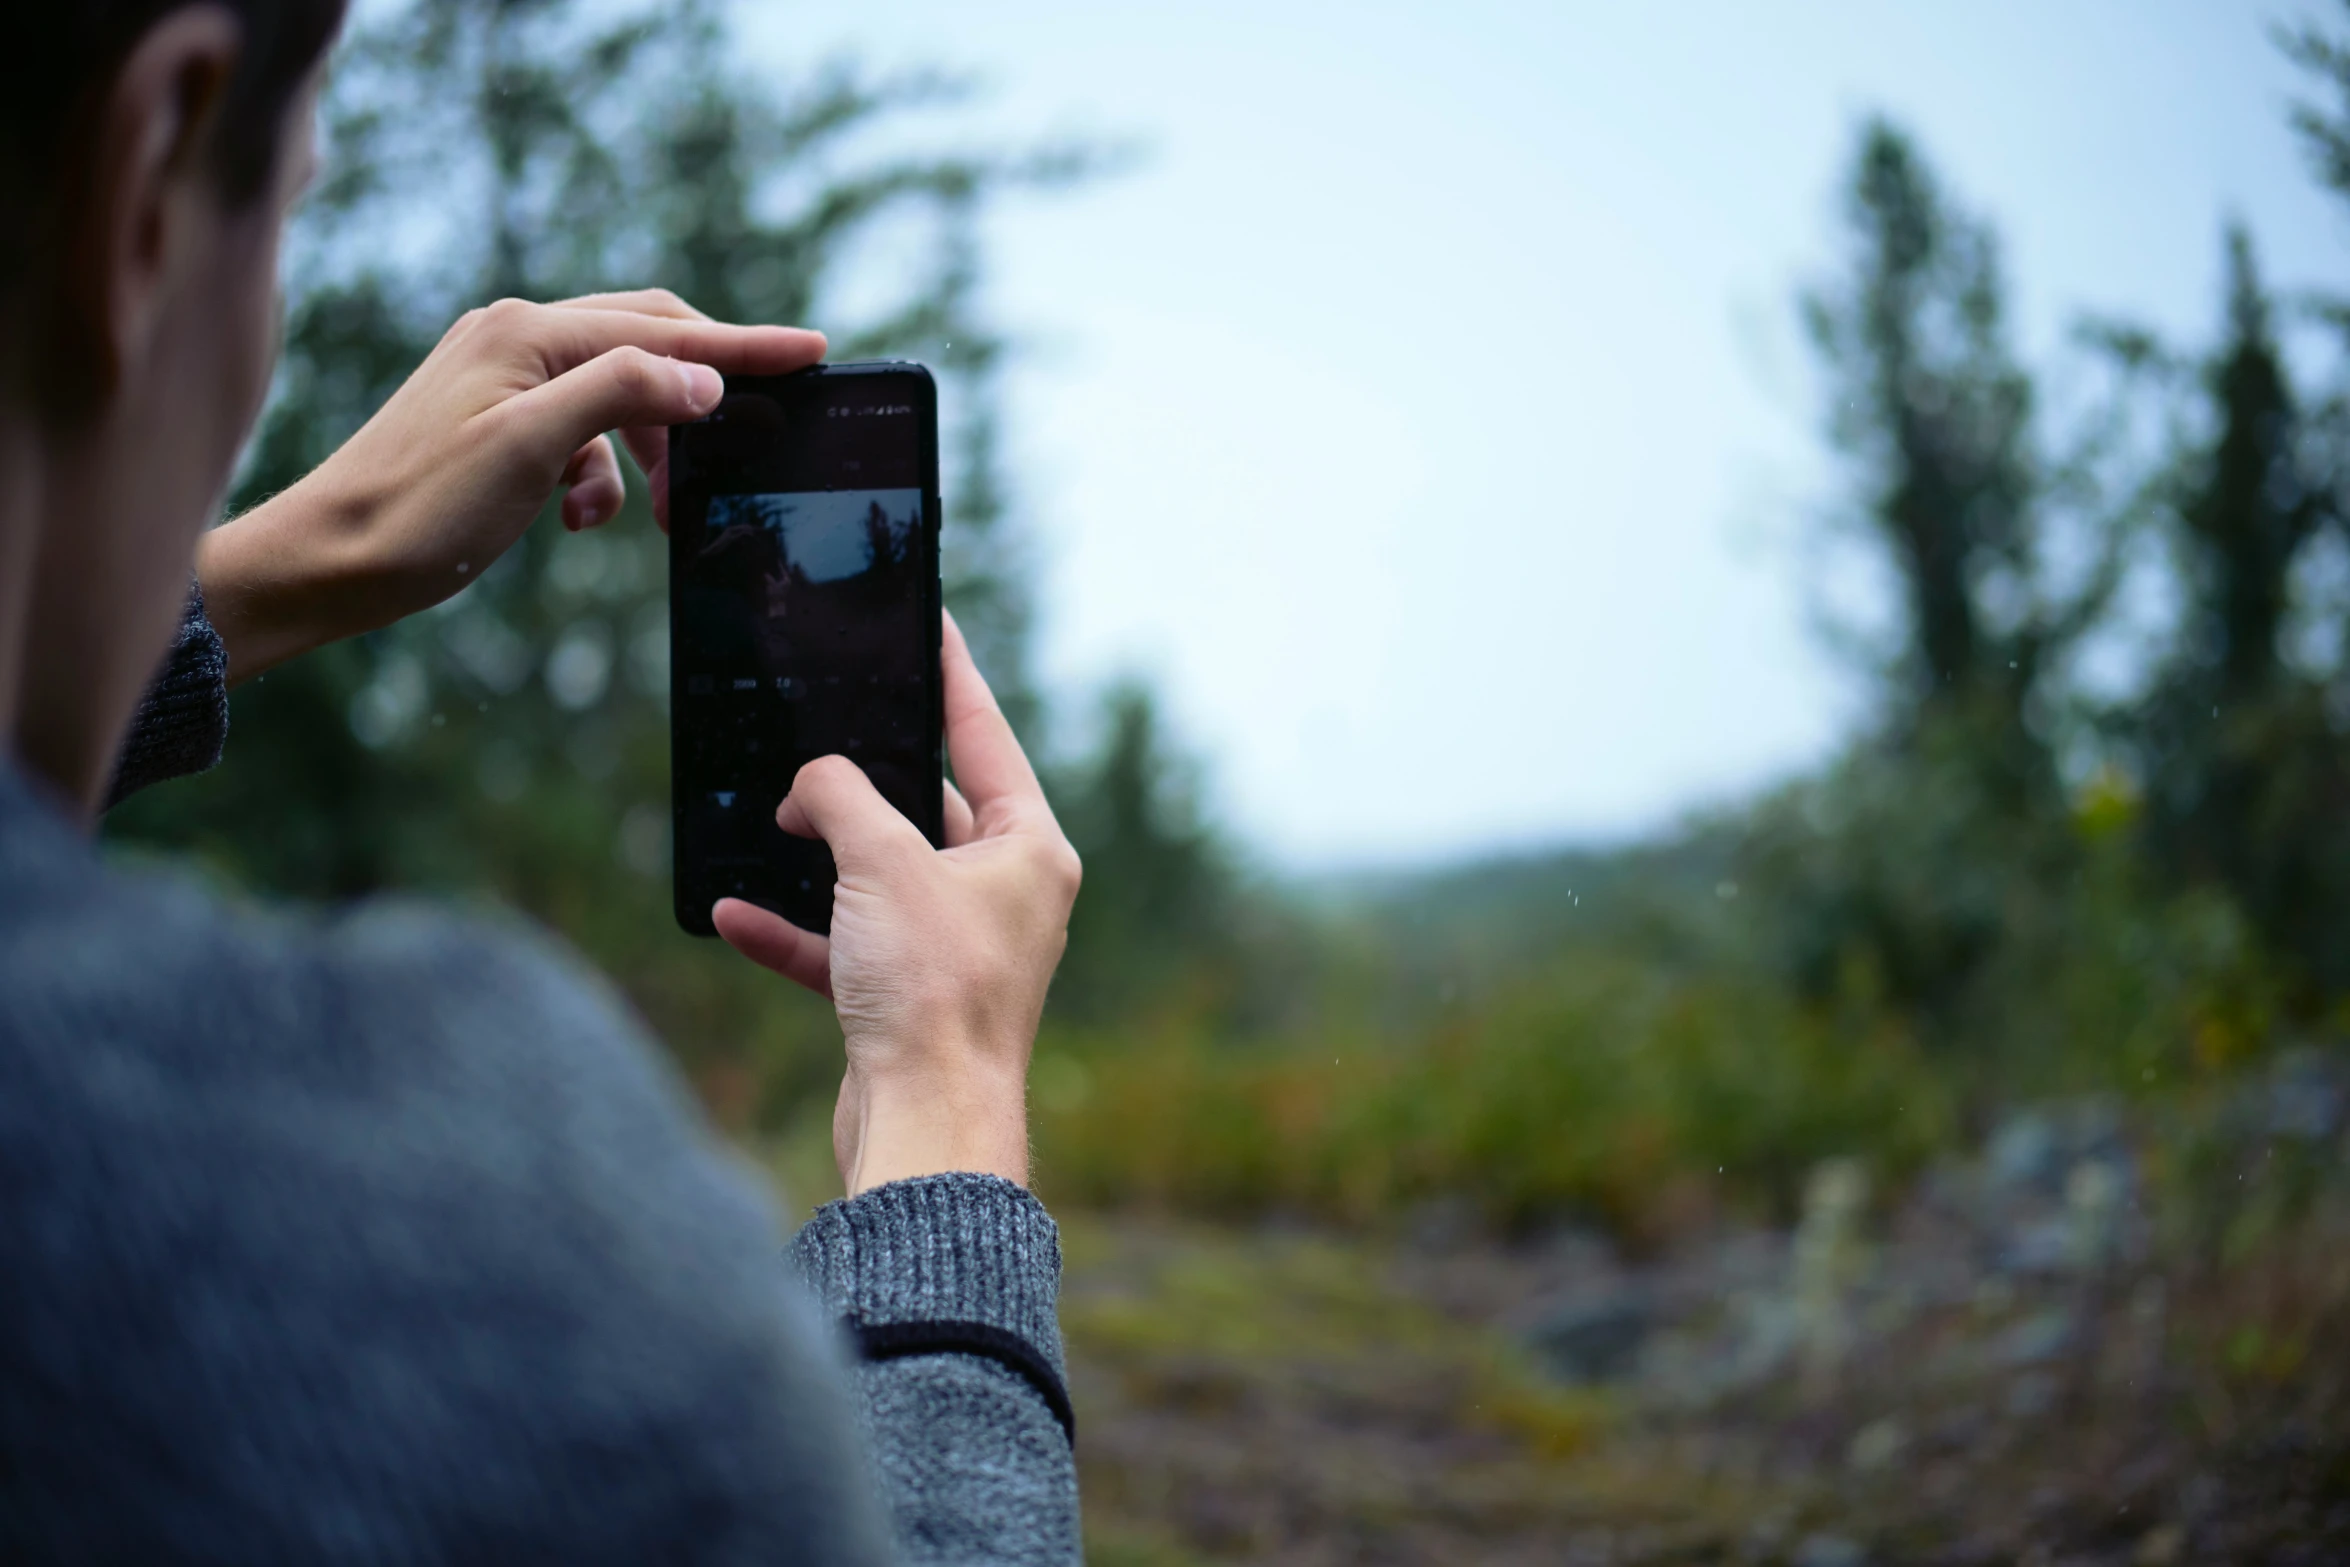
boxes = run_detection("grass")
[1031,954,1957,1240]
[1055,1214,1772,1564]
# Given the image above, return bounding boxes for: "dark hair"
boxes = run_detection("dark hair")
[0,1,346,295]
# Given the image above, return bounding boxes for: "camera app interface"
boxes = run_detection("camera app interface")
[670,377,937,929]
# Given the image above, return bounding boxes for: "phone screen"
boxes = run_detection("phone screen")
[667,364,943,937]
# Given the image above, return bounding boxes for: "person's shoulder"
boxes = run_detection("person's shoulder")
[0,801,741,1284]
[0,786,890,1560]
[0,778,730,1302]
[1,811,646,1128]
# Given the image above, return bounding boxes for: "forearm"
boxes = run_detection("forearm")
[194,477,383,686]
[792,1174,1082,1566]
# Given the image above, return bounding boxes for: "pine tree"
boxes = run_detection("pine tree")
[1050,683,1233,1021]
[1801,119,2039,734]
[2182,230,2323,701]
[1743,120,2091,1031]
[2134,227,2350,989]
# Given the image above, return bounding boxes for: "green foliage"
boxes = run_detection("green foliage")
[1034,87,2350,1238]
[2280,2,2350,209]
[2129,228,2350,993]
[1802,120,2043,727]
[1029,793,2335,1239]
[1736,111,2350,1056]
[1762,120,2098,1028]
[1033,953,1955,1237]
[1049,682,1243,1023]
[1733,709,2073,1033]
[2176,230,2329,696]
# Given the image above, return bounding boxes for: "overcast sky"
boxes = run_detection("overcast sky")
[745,1,2349,871]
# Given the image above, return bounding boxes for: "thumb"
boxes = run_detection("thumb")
[495,346,723,482]
[778,755,929,877]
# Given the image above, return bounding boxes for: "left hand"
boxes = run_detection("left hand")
[195,288,824,680]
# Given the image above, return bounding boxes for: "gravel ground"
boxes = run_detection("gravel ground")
[1060,1089,2350,1565]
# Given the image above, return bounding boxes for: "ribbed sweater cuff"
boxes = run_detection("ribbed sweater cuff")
[105,580,229,810]
[790,1173,1066,1383]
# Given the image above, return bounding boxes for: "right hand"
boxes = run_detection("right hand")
[196,289,825,681]
[713,613,1082,1196]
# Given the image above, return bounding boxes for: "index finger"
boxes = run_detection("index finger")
[942,611,1053,834]
[528,302,821,530]
[545,288,712,321]
[530,306,825,381]
[537,294,715,485]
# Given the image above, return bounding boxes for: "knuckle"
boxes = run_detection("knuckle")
[1031,838,1084,902]
[605,345,661,400]
[793,754,857,795]
[478,295,538,334]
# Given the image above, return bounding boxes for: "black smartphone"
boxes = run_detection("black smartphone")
[667,362,944,938]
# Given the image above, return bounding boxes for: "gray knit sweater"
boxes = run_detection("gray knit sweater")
[0,590,1081,1563]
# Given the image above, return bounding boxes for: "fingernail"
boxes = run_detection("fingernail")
[679,361,723,410]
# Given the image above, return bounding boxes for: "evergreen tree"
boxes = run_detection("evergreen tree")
[1740,122,2077,1030]
[2133,228,2350,990]
[1049,683,1235,1022]
[1800,120,2040,740]
[1739,117,2162,1046]
[2281,3,2350,211]
[2183,231,2325,701]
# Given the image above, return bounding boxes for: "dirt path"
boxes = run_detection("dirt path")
[1061,1208,2350,1565]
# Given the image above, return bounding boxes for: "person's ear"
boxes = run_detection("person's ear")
[56,5,244,410]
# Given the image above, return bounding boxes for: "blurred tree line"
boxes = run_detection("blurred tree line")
[1734,10,2350,1091]
[1033,6,2350,1228]
[108,0,1234,1126]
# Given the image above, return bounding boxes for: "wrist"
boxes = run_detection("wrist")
[840,1049,1030,1196]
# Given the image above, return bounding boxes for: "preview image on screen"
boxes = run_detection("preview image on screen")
[680,488,925,681]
